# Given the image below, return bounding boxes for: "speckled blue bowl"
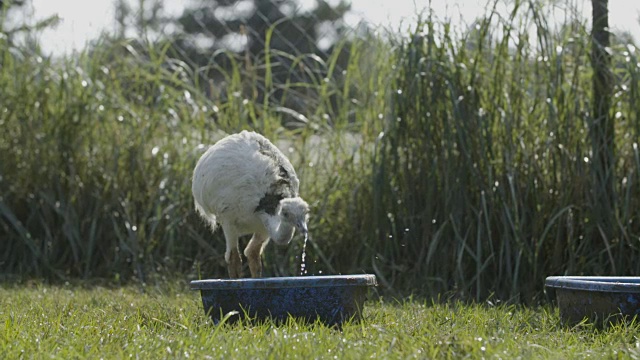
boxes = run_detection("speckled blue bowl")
[545,276,640,325]
[191,274,377,326]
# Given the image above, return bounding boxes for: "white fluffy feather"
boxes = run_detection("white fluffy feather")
[191,130,308,278]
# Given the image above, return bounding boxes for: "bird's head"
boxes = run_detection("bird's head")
[279,197,309,238]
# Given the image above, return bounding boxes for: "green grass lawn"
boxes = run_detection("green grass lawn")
[1,282,639,359]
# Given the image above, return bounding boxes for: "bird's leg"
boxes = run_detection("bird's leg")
[228,248,242,279]
[222,226,242,278]
[244,233,269,278]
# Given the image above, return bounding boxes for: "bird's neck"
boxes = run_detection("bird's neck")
[267,216,295,244]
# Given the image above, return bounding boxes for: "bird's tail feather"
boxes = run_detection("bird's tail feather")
[194,201,218,232]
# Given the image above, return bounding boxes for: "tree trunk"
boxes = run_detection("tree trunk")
[590,0,616,263]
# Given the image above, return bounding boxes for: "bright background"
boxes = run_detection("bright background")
[16,0,640,55]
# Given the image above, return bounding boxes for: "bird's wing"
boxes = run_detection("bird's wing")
[252,136,300,215]
[254,135,300,195]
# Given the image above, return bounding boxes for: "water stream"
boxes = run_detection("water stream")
[299,233,309,275]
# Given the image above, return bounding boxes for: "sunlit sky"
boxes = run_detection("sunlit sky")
[17,0,640,55]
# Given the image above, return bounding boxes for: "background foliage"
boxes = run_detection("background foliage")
[1,0,639,302]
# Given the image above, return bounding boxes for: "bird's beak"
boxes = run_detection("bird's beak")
[297,221,308,236]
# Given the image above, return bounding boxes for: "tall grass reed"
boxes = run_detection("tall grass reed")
[2,1,640,301]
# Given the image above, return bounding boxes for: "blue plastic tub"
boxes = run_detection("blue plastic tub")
[191,274,377,326]
[545,276,640,325]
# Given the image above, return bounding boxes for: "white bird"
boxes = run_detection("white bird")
[192,130,310,278]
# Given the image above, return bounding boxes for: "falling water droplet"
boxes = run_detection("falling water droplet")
[299,233,309,276]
